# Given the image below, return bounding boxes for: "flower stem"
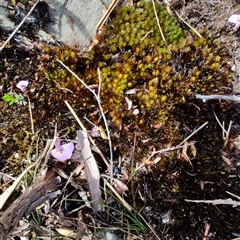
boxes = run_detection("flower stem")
[27,95,34,134]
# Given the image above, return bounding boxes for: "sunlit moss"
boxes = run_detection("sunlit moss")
[0,1,234,171]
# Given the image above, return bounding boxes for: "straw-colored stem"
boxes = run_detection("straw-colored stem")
[0,0,40,51]
[151,0,165,42]
[27,95,34,134]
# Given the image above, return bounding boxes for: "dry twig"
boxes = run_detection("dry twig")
[196,94,240,102]
[0,0,40,51]
[203,223,211,240]
[174,10,202,38]
[185,198,240,207]
[151,0,166,42]
[0,171,61,240]
[96,0,120,30]
[57,60,113,177]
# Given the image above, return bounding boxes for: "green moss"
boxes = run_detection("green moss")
[0,1,231,168]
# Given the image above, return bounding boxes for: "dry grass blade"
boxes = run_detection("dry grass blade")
[77,130,102,212]
[185,198,240,207]
[213,111,233,146]
[151,0,165,42]
[0,0,40,51]
[0,162,36,210]
[102,177,132,212]
[58,60,113,178]
[26,95,34,134]
[174,10,202,38]
[64,100,111,171]
[96,0,120,30]
[39,125,58,173]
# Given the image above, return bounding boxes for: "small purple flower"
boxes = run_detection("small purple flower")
[51,139,75,162]
[16,80,29,92]
[228,14,240,31]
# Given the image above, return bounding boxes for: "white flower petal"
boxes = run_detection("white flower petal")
[16,80,29,92]
[228,14,240,23]
[51,142,75,162]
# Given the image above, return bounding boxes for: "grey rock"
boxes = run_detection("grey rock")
[0,0,112,46]
[46,0,112,46]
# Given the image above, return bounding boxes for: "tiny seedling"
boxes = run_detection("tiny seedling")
[2,93,26,106]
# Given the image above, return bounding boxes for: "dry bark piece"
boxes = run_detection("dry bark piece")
[77,130,102,212]
[0,171,61,240]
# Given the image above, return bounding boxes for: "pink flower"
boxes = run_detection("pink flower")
[16,80,29,92]
[228,14,240,31]
[51,139,75,162]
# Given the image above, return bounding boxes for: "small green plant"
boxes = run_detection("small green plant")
[2,93,26,106]
[2,80,35,134]
[31,210,42,226]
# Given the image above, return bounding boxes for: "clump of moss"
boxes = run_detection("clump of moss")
[41,1,232,150]
[86,2,230,126]
[1,1,233,169]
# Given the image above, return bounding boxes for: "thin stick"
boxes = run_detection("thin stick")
[203,223,211,240]
[27,96,34,134]
[64,100,111,172]
[57,60,113,177]
[0,0,40,51]
[151,0,166,42]
[64,100,86,131]
[179,121,208,146]
[226,191,240,201]
[174,10,202,38]
[185,198,240,207]
[134,143,195,173]
[102,177,132,212]
[39,124,58,174]
[97,68,113,170]
[96,0,120,30]
[196,94,240,102]
[136,212,161,240]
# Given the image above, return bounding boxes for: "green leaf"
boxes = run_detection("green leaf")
[2,93,17,105]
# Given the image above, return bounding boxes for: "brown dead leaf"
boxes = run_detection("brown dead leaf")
[190,143,197,157]
[55,228,76,238]
[181,142,193,166]
[125,96,133,110]
[222,155,233,167]
[99,125,108,140]
[114,179,128,196]
[142,157,155,166]
[77,130,103,212]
